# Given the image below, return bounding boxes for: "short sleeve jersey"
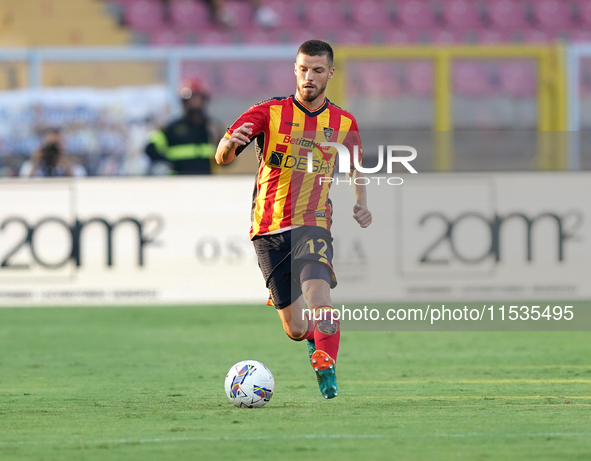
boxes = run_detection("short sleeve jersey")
[226,95,362,239]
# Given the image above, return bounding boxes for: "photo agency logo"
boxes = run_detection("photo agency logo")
[309,143,418,186]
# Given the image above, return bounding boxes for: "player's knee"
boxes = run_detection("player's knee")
[282,322,307,341]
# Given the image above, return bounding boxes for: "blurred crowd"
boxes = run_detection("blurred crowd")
[0,86,171,178]
[162,0,278,28]
[0,80,226,178]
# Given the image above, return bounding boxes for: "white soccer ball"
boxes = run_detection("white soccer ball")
[224,360,275,408]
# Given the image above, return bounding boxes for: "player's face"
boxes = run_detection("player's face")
[294,53,334,103]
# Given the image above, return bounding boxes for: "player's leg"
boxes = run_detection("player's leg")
[276,295,314,342]
[298,259,339,399]
[291,226,340,398]
[301,275,340,364]
[252,231,314,342]
[292,227,340,362]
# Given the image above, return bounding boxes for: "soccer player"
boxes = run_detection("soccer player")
[215,40,372,399]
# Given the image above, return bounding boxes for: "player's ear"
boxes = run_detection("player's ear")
[294,63,298,76]
[328,67,335,79]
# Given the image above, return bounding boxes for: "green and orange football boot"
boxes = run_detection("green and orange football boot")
[310,349,337,399]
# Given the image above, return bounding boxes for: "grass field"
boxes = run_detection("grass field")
[1,303,590,460]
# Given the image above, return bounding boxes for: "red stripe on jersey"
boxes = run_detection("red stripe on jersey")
[278,100,307,229]
[328,106,341,141]
[277,101,294,136]
[280,170,303,228]
[300,107,322,227]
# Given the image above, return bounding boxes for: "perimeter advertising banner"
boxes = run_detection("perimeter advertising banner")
[329,173,589,305]
[0,177,266,306]
[0,173,588,306]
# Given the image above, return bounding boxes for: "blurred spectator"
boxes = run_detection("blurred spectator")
[204,0,278,27]
[19,128,87,178]
[145,78,223,175]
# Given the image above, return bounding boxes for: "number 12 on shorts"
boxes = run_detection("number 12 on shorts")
[306,238,328,258]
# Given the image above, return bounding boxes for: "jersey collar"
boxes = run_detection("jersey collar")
[292,94,329,117]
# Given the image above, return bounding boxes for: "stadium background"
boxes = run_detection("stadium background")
[0,0,589,305]
[1,2,591,460]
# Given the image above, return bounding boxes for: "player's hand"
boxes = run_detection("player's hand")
[229,122,254,146]
[353,203,372,228]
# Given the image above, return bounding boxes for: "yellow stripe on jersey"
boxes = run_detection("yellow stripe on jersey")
[251,160,268,237]
[337,114,353,144]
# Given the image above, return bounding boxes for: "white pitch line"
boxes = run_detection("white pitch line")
[1,432,590,448]
[346,379,591,384]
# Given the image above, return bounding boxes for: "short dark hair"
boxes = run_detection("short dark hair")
[297,40,334,67]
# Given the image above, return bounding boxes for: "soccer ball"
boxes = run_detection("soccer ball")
[224,360,275,408]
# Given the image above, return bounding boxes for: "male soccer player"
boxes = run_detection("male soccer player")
[215,40,372,399]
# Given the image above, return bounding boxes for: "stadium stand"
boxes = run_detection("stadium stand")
[533,0,574,29]
[124,0,166,32]
[2,0,129,46]
[98,0,590,48]
[351,0,392,28]
[1,0,587,176]
[487,0,529,30]
[397,0,439,29]
[170,0,210,30]
[441,0,483,31]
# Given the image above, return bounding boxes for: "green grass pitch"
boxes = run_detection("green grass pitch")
[1,303,590,460]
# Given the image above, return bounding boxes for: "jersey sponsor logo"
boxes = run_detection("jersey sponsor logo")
[282,134,322,150]
[269,151,284,168]
[267,151,330,173]
[284,121,300,127]
[282,135,330,164]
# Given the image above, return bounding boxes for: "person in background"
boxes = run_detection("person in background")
[203,0,278,28]
[145,78,222,175]
[19,128,87,178]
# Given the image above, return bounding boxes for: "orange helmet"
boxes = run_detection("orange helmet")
[179,78,210,100]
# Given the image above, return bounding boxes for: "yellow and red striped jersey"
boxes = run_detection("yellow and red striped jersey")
[226,95,362,239]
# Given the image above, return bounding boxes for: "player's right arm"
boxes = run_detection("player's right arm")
[215,123,254,165]
[215,101,270,165]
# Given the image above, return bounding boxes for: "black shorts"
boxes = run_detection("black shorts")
[252,226,337,310]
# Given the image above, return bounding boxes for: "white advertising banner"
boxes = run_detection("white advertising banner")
[0,176,266,306]
[0,173,588,306]
[330,172,590,303]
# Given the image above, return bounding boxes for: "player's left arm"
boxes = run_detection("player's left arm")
[351,170,372,228]
[344,118,372,228]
